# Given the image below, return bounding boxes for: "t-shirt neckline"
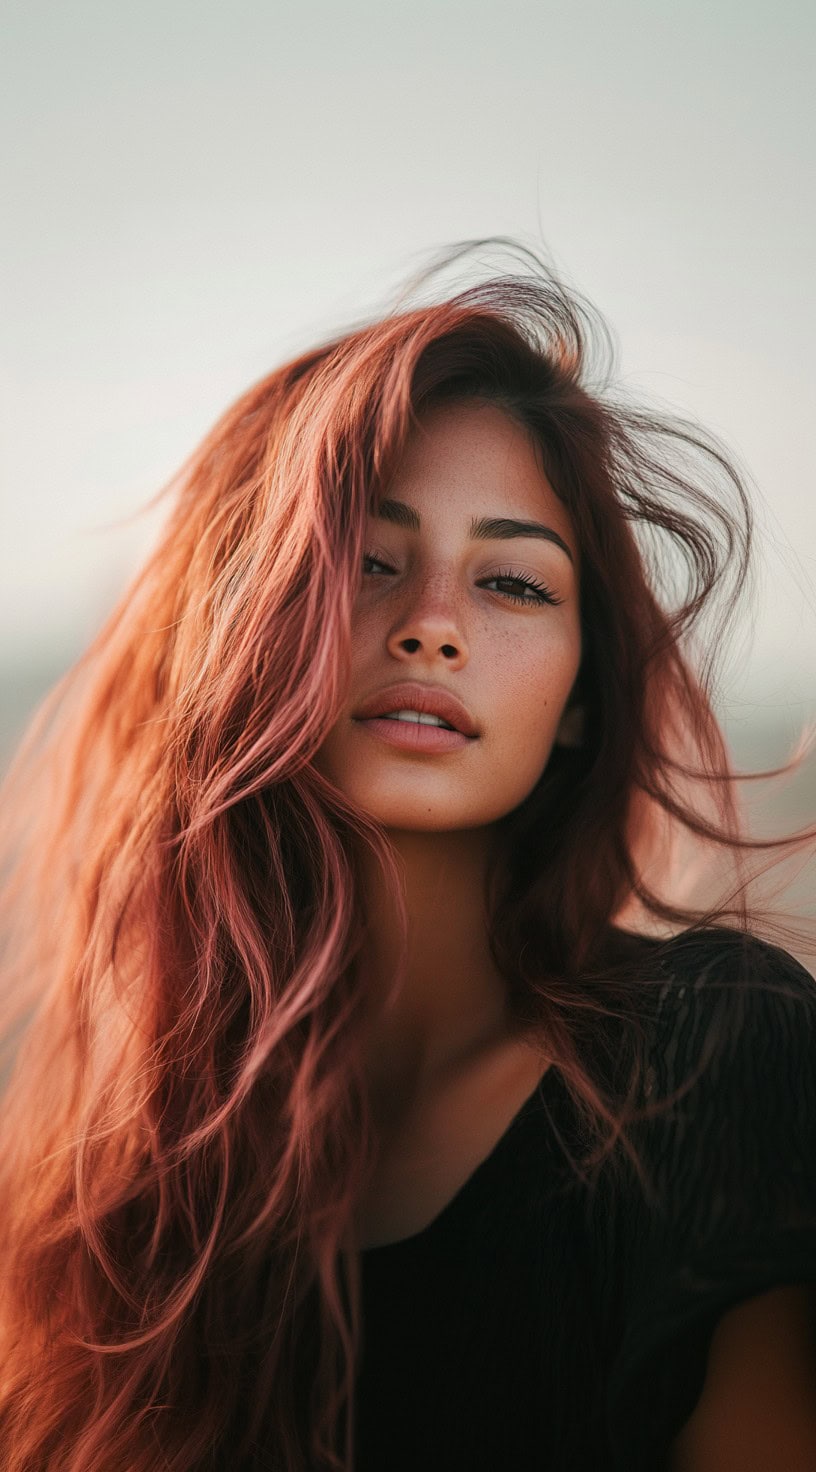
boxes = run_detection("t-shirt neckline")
[360,1060,561,1258]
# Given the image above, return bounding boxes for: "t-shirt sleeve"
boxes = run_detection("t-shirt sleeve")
[604,933,816,1471]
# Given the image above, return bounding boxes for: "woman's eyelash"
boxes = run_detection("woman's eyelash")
[361,554,564,607]
[489,566,564,607]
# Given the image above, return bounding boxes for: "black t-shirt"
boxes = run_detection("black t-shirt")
[352,928,816,1471]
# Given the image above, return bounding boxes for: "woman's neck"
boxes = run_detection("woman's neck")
[356,826,517,1108]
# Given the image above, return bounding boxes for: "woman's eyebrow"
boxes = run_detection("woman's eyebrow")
[373,497,575,566]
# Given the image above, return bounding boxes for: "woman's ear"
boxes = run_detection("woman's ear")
[553,701,586,749]
[554,666,587,749]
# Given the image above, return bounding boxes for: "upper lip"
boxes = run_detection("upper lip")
[353,682,480,737]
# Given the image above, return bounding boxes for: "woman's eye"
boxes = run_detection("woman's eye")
[482,572,564,607]
[361,554,562,608]
[362,554,393,575]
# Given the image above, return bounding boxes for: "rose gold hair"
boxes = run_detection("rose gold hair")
[0,240,814,1469]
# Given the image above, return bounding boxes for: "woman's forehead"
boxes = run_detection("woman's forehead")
[381,399,578,557]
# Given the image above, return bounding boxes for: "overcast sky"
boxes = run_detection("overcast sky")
[2,0,814,725]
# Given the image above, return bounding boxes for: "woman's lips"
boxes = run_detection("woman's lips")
[353,716,474,752]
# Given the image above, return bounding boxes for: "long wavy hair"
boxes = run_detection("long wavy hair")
[0,239,814,1470]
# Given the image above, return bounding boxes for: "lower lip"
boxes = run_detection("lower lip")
[353,717,474,752]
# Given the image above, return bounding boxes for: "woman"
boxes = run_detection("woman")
[1,241,815,1471]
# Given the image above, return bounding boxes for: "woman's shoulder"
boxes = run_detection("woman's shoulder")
[606,930,816,1472]
[631,924,816,1120]
[658,922,814,979]
[632,923,816,1016]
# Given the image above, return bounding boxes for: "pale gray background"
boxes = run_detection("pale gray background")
[2,0,814,810]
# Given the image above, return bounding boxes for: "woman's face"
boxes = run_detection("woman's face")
[313,399,582,833]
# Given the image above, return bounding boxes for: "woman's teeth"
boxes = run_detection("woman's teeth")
[382,710,456,730]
